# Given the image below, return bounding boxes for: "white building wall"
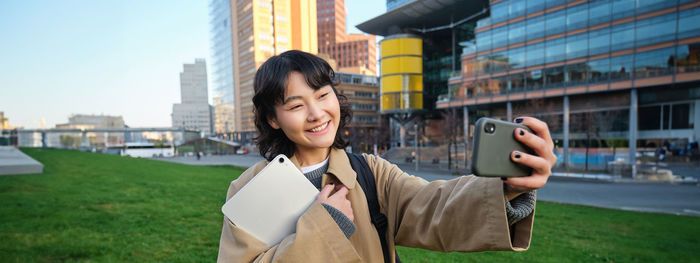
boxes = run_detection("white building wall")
[172,59,212,136]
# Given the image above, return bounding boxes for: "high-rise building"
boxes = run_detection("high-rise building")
[317,0,346,50]
[172,59,213,135]
[317,0,377,75]
[359,0,700,171]
[209,0,236,134]
[209,0,318,140]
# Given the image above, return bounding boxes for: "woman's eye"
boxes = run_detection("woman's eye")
[319,92,329,99]
[289,105,302,110]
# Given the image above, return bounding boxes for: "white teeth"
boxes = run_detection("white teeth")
[309,122,328,132]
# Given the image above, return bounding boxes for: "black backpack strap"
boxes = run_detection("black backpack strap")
[347,152,400,263]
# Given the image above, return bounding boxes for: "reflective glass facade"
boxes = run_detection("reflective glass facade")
[209,0,235,133]
[448,0,700,98]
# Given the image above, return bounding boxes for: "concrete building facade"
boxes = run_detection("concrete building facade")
[334,72,386,152]
[317,0,377,75]
[172,59,213,135]
[209,0,318,141]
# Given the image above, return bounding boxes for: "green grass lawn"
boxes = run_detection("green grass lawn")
[1,148,699,262]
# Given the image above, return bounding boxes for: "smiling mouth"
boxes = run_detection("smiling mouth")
[307,121,330,133]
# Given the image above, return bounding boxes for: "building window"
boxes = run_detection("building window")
[525,15,545,41]
[544,66,565,88]
[509,73,526,93]
[545,0,566,9]
[588,58,611,84]
[672,103,694,129]
[545,37,565,63]
[508,21,525,45]
[566,3,588,31]
[545,9,566,36]
[635,13,676,47]
[611,22,635,52]
[491,1,508,23]
[636,0,675,15]
[678,7,700,40]
[525,41,545,67]
[509,0,526,18]
[508,47,525,69]
[490,51,509,73]
[677,43,700,73]
[610,54,633,81]
[588,27,611,56]
[566,32,588,60]
[526,0,545,15]
[566,63,588,86]
[589,0,611,26]
[526,69,544,91]
[633,47,675,79]
[492,26,508,49]
[612,0,635,20]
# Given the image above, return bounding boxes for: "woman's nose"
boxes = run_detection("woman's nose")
[306,103,324,122]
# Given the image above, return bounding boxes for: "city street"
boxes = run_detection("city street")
[158,155,700,217]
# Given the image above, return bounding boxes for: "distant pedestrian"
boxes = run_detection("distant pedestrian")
[196,151,201,160]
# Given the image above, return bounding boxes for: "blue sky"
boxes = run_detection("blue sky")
[0,0,384,129]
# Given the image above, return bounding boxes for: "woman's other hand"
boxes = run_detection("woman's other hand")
[503,116,557,200]
[317,184,354,221]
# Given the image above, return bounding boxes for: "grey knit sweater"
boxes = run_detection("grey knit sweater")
[303,162,535,239]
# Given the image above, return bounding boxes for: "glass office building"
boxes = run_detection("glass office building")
[208,0,235,135]
[438,0,700,169]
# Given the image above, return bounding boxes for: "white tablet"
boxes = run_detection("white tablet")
[221,154,319,246]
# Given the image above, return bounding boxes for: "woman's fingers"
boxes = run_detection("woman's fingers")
[514,127,548,156]
[317,184,334,202]
[330,185,349,199]
[515,117,553,145]
[511,151,551,175]
[514,116,557,166]
[505,151,550,190]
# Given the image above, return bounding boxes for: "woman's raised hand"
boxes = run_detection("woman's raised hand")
[317,184,354,221]
[503,117,558,199]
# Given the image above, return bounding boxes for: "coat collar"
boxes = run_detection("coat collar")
[289,148,357,189]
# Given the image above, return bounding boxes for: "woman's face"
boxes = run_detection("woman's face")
[268,71,341,153]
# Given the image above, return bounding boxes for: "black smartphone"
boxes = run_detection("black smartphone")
[471,117,533,177]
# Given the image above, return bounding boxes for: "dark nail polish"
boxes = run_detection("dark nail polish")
[515,118,523,123]
[515,153,521,159]
[519,129,525,136]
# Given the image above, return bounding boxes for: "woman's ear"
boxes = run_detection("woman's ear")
[267,115,280,129]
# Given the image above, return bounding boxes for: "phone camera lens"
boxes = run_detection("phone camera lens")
[485,123,496,134]
[278,157,284,163]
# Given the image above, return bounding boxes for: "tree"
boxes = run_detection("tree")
[441,109,460,170]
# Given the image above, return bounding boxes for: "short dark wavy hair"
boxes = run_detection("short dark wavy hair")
[252,50,351,161]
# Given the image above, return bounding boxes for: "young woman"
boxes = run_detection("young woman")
[217,50,557,262]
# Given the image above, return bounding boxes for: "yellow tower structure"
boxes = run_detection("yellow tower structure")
[379,34,423,112]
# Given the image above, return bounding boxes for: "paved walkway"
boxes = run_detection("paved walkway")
[154,154,700,217]
[0,146,43,175]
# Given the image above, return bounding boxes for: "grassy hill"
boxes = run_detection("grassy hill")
[1,148,699,262]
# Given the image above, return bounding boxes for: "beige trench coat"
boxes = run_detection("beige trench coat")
[217,148,535,262]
